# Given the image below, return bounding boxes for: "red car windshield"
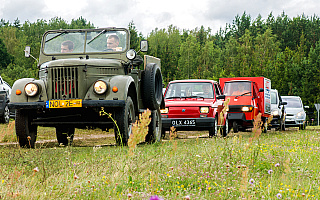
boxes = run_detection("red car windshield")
[165,82,214,99]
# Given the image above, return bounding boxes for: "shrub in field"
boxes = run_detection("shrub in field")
[128,109,151,155]
[0,121,16,142]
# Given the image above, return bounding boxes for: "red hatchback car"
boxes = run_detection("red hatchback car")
[161,79,229,137]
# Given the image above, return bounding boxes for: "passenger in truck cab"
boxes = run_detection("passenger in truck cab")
[61,40,74,53]
[232,83,250,96]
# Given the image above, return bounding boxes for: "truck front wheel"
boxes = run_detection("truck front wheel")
[15,109,37,148]
[115,96,135,145]
[233,121,239,133]
[145,109,162,143]
[221,117,229,137]
[56,126,75,146]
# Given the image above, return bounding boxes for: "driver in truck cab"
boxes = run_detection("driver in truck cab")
[61,40,74,53]
[232,84,250,96]
[107,35,121,51]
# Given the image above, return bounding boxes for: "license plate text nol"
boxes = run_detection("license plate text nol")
[46,99,82,108]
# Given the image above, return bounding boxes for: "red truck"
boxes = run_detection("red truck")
[219,77,271,133]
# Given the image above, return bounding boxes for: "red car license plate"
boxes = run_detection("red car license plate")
[171,119,196,126]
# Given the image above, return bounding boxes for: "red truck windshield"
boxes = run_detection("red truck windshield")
[223,81,251,96]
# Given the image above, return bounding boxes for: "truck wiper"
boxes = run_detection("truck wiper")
[45,31,67,43]
[87,30,106,44]
[235,92,252,99]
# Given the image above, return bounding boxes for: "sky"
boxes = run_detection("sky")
[1,0,320,37]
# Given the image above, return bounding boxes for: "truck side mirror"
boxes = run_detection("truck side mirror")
[305,106,309,109]
[140,40,148,52]
[217,95,225,100]
[25,46,31,58]
[259,88,264,92]
[281,101,287,106]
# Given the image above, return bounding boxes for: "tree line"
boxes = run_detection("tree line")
[0,12,320,120]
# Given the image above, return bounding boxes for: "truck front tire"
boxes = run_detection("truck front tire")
[56,127,75,146]
[145,109,162,143]
[15,109,37,148]
[115,96,135,145]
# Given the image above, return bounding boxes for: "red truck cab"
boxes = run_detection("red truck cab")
[219,77,271,133]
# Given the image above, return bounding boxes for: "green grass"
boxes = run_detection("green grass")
[0,124,320,199]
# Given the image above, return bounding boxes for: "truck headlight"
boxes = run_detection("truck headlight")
[160,107,168,114]
[200,107,209,113]
[242,106,253,112]
[271,110,279,116]
[126,49,136,60]
[24,83,39,97]
[93,80,107,94]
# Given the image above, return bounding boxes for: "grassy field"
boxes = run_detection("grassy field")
[0,120,320,199]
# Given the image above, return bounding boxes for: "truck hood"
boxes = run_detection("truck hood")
[40,58,123,69]
[225,95,253,106]
[165,99,215,107]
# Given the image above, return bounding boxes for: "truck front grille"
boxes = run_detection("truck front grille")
[50,67,79,99]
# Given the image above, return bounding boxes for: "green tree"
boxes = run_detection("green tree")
[178,34,200,79]
[0,38,13,70]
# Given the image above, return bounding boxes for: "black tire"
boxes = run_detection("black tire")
[145,109,162,143]
[221,117,229,137]
[233,121,239,133]
[0,104,9,124]
[280,119,286,131]
[299,122,306,130]
[262,118,268,133]
[142,63,163,110]
[114,96,135,145]
[161,129,166,139]
[56,126,75,146]
[15,109,37,148]
[209,117,218,137]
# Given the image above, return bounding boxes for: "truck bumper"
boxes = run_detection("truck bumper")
[228,113,247,121]
[8,100,126,109]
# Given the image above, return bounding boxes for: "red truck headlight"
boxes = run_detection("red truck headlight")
[241,106,253,112]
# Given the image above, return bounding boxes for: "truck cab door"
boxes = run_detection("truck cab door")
[252,83,262,112]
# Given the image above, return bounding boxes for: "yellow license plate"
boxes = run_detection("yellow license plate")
[46,99,82,108]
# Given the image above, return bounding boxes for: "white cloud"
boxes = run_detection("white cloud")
[0,0,320,36]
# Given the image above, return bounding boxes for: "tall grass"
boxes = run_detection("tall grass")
[0,124,320,199]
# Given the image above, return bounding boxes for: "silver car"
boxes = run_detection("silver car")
[281,96,308,130]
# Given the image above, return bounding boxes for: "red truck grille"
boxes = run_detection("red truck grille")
[50,67,79,99]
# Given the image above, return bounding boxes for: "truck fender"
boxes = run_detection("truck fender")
[84,75,135,101]
[10,78,47,103]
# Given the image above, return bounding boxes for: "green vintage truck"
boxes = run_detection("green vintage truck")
[9,27,163,148]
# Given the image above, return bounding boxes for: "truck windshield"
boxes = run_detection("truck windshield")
[223,82,251,96]
[271,91,278,104]
[165,82,214,99]
[43,29,128,54]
